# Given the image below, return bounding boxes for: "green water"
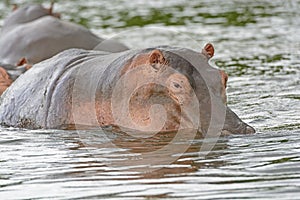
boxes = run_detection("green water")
[0,0,299,199]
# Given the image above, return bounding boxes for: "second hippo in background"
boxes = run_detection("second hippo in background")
[0,3,128,66]
[0,3,128,95]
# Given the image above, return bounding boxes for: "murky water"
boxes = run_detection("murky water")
[0,0,299,199]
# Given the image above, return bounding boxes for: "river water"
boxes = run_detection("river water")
[0,0,299,199]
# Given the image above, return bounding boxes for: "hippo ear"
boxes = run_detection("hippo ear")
[149,50,165,65]
[202,43,214,59]
[16,57,32,70]
[48,2,54,15]
[48,1,61,18]
[16,57,28,66]
[12,4,18,11]
[219,70,228,88]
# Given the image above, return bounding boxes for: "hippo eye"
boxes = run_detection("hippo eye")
[173,82,182,89]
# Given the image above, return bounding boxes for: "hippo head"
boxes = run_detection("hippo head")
[3,3,60,29]
[107,44,255,135]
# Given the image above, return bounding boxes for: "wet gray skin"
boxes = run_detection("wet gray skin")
[0,4,128,66]
[0,46,255,135]
[2,4,56,30]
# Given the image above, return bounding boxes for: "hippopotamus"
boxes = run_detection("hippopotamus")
[0,43,255,135]
[0,3,128,95]
[0,3,128,66]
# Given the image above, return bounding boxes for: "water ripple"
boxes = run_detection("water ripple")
[0,0,300,199]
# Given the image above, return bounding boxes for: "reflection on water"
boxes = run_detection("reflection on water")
[0,0,300,199]
[1,128,299,199]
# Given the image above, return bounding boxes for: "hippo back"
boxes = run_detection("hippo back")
[0,48,134,129]
[2,4,50,31]
[0,16,103,65]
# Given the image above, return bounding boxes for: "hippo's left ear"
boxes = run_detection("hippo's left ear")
[16,57,28,66]
[149,50,165,65]
[16,57,32,70]
[202,43,214,59]
[48,2,54,15]
[12,4,18,11]
[47,2,61,18]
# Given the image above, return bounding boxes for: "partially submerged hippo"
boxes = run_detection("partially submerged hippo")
[0,3,128,65]
[0,3,128,95]
[0,44,255,135]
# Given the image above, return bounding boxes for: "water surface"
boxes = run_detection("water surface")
[0,0,299,199]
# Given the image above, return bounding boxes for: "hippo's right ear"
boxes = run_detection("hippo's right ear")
[202,43,214,59]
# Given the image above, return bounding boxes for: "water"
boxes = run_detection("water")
[0,0,300,199]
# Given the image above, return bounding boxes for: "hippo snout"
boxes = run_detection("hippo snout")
[222,107,255,135]
[245,125,256,134]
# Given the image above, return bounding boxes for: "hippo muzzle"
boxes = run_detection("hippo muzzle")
[222,107,255,135]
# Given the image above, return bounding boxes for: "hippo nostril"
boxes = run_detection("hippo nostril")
[173,83,181,88]
[245,125,255,134]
